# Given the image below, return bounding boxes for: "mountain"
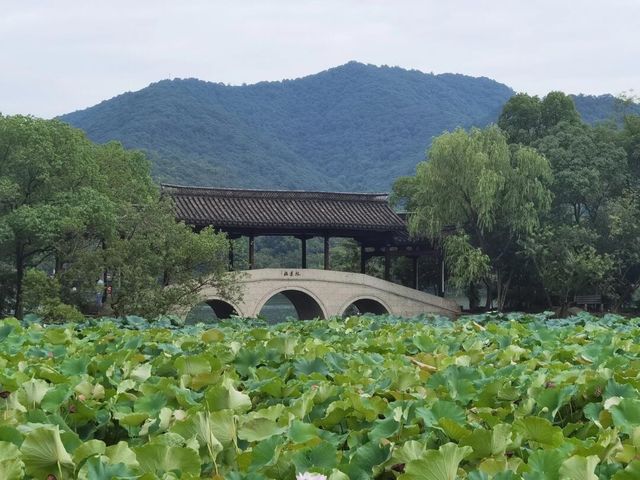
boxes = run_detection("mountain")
[58,62,636,192]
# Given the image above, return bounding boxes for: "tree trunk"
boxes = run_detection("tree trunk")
[497,273,512,312]
[14,243,25,319]
[484,281,493,310]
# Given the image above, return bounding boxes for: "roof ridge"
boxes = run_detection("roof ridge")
[161,184,390,202]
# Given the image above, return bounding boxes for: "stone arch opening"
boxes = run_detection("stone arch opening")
[342,298,389,317]
[258,289,325,323]
[206,299,238,319]
[185,299,238,324]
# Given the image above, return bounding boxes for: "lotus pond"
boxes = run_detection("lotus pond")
[1,313,640,479]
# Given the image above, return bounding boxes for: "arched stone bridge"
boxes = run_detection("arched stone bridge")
[197,268,460,319]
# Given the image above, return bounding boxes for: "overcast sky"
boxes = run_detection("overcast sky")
[1,0,638,118]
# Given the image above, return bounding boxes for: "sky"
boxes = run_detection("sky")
[1,0,638,118]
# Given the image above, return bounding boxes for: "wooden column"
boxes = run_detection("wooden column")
[411,256,418,290]
[228,241,234,271]
[248,235,255,270]
[323,235,330,270]
[360,245,366,274]
[384,247,391,281]
[301,237,307,269]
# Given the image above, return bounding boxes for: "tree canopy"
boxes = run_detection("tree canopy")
[394,126,552,310]
[0,115,236,320]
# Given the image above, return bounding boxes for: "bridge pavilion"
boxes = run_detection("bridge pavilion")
[161,184,445,295]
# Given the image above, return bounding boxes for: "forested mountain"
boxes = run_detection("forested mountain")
[59,62,638,191]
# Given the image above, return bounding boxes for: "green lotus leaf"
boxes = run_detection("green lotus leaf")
[41,384,73,412]
[0,457,23,480]
[73,439,106,465]
[0,440,24,479]
[44,327,72,345]
[21,378,52,407]
[513,416,565,448]
[398,442,473,480]
[432,399,467,424]
[60,356,89,376]
[535,385,576,419]
[129,363,152,383]
[134,444,201,477]
[392,440,427,465]
[460,428,493,459]
[613,461,640,480]
[193,411,224,459]
[328,469,350,480]
[77,456,138,480]
[238,417,288,442]
[289,419,321,443]
[250,435,285,469]
[0,426,23,447]
[134,392,167,415]
[293,440,339,472]
[115,411,149,427]
[368,416,400,441]
[175,355,212,376]
[105,441,140,468]
[202,328,225,342]
[0,323,14,342]
[345,441,392,478]
[604,380,638,400]
[294,357,330,376]
[206,380,252,412]
[610,398,640,434]
[523,449,564,480]
[439,417,472,441]
[20,425,75,480]
[558,454,599,480]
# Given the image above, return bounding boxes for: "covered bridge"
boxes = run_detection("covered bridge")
[161,184,445,294]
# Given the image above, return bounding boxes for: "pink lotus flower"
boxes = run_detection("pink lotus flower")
[296,473,327,480]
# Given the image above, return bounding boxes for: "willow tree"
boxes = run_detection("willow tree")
[394,126,552,310]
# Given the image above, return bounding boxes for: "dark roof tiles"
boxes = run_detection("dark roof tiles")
[161,184,406,232]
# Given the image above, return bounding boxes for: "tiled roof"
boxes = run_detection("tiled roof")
[161,184,406,232]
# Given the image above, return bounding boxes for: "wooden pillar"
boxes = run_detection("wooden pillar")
[412,256,418,290]
[248,235,255,270]
[360,245,366,274]
[384,247,391,281]
[301,237,307,269]
[323,235,330,270]
[228,240,234,271]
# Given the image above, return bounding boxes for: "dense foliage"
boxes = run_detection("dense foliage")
[58,63,639,192]
[0,115,235,320]
[1,313,640,479]
[396,92,640,313]
[58,62,514,191]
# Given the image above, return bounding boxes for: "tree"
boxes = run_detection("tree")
[0,115,236,320]
[99,199,238,318]
[521,225,613,314]
[534,122,629,226]
[497,93,542,145]
[540,91,581,130]
[498,91,581,146]
[0,115,105,318]
[394,126,552,310]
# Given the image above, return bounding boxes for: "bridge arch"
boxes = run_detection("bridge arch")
[186,298,242,322]
[205,299,240,319]
[256,287,327,320]
[340,296,391,317]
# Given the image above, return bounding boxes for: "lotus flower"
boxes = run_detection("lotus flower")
[296,473,327,480]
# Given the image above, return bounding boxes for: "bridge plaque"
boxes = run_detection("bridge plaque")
[282,270,302,278]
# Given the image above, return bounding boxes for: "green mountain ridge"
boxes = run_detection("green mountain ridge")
[58,61,637,191]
